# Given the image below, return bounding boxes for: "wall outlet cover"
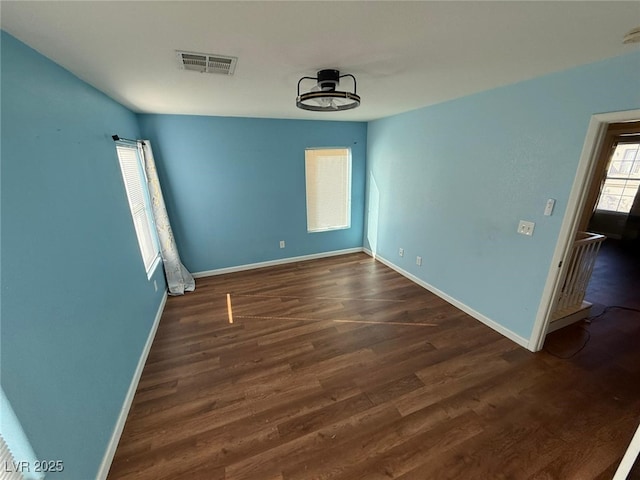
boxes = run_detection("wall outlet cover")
[518,220,535,236]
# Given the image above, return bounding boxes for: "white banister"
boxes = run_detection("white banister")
[549,232,606,330]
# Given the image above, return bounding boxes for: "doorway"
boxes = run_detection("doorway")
[529,109,640,351]
[584,122,640,317]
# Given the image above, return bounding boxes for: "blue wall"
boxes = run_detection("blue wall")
[1,31,166,479]
[365,51,640,341]
[137,115,367,272]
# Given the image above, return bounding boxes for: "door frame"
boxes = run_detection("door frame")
[529,108,640,352]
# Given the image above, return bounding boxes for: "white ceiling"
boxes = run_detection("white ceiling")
[2,1,639,122]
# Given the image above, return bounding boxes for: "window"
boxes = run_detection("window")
[595,142,640,213]
[305,148,352,232]
[115,142,160,275]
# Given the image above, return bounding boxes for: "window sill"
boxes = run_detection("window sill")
[146,254,162,280]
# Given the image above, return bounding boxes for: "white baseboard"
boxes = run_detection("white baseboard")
[365,251,530,350]
[192,247,364,278]
[97,291,168,480]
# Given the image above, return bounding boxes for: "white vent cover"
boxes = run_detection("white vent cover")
[176,50,238,75]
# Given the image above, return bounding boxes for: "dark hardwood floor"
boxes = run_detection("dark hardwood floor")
[107,252,640,480]
[585,238,640,311]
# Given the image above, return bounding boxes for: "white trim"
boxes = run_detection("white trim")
[364,250,530,350]
[546,302,592,334]
[192,248,364,278]
[614,421,640,480]
[97,291,168,480]
[529,109,640,352]
[146,254,162,280]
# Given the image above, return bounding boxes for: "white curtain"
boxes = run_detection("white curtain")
[141,141,195,295]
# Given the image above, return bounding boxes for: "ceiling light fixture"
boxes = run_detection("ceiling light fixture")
[623,26,640,44]
[296,69,360,112]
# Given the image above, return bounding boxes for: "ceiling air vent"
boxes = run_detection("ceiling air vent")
[176,51,238,75]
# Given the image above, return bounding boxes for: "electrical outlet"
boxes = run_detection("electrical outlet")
[416,256,422,266]
[399,248,404,257]
[279,240,285,248]
[517,220,535,236]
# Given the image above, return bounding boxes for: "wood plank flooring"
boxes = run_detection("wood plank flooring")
[107,253,640,480]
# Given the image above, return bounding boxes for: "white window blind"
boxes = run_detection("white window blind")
[595,142,640,213]
[1,387,44,480]
[116,143,159,274]
[305,148,351,232]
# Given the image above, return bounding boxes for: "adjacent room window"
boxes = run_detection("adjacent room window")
[595,142,640,213]
[115,142,160,275]
[305,148,352,232]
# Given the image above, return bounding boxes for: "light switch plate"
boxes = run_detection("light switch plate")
[518,220,535,236]
[544,198,556,216]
